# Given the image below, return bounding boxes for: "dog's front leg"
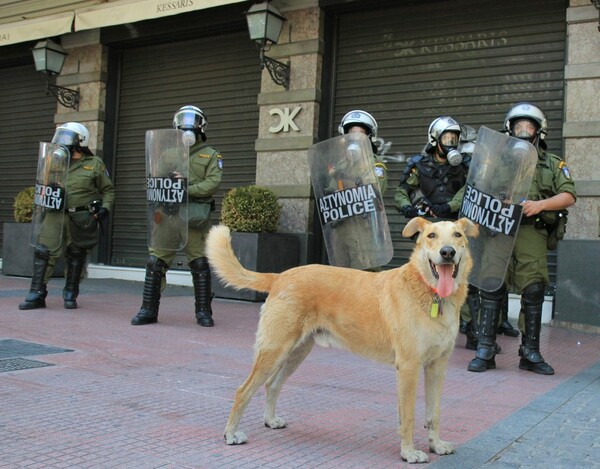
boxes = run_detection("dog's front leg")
[424,356,454,456]
[396,361,429,463]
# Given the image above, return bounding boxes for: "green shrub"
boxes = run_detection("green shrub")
[220,185,282,233]
[13,186,35,223]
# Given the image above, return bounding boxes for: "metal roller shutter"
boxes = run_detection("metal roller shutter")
[0,64,56,248]
[330,0,566,284]
[110,31,261,267]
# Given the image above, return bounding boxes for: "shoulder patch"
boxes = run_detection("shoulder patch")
[217,155,223,170]
[374,163,385,179]
[558,160,571,179]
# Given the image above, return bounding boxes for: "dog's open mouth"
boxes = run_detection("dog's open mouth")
[429,261,459,298]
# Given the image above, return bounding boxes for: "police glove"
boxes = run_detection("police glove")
[430,203,451,217]
[94,207,109,221]
[400,205,419,219]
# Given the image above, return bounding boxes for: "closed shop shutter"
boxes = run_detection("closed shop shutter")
[330,0,565,285]
[0,64,56,248]
[110,31,261,267]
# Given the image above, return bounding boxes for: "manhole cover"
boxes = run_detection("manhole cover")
[0,339,73,360]
[0,357,53,373]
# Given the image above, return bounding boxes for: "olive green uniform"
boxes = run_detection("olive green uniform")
[469,148,576,374]
[149,141,222,264]
[38,155,115,282]
[510,150,576,332]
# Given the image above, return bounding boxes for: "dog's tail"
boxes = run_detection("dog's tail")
[205,225,277,293]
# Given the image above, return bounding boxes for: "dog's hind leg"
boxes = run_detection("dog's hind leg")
[424,355,455,456]
[263,336,315,429]
[397,360,430,463]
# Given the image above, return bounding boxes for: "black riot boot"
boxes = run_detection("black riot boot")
[130,256,168,325]
[190,257,214,327]
[63,245,86,309]
[498,291,519,337]
[518,283,554,375]
[19,245,50,310]
[465,286,480,351]
[468,285,504,372]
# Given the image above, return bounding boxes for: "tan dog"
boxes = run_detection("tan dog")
[206,217,478,463]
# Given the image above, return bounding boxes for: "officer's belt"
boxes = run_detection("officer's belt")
[66,205,89,213]
[190,197,212,204]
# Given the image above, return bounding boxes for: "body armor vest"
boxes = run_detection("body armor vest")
[410,154,469,205]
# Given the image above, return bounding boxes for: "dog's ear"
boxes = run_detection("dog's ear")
[402,217,430,238]
[456,218,479,238]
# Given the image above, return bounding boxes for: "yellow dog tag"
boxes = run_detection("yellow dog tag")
[431,294,442,318]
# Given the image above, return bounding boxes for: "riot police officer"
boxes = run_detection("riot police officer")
[19,122,115,310]
[131,105,223,327]
[395,116,482,349]
[468,102,576,375]
[331,110,388,270]
[338,110,388,192]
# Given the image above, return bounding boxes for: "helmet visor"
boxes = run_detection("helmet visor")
[512,119,538,139]
[439,131,460,147]
[174,111,203,131]
[52,129,80,146]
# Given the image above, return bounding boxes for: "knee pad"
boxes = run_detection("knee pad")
[189,256,209,272]
[522,282,544,307]
[480,283,506,302]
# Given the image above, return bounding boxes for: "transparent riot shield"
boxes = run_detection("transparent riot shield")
[146,129,189,251]
[309,132,393,270]
[30,142,69,250]
[459,126,538,291]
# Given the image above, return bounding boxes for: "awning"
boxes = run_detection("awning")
[0,12,74,47]
[75,0,247,32]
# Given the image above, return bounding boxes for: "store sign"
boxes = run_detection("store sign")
[269,106,302,133]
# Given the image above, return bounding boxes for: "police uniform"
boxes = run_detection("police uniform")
[22,153,115,309]
[132,133,223,327]
[469,149,576,374]
[394,152,468,215]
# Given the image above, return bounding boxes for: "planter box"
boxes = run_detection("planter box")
[2,222,64,277]
[212,232,300,302]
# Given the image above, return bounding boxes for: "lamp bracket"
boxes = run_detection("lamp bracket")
[45,78,80,110]
[260,49,290,89]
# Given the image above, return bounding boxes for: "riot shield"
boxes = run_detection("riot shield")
[309,132,393,270]
[30,142,69,250]
[459,126,537,291]
[146,129,189,251]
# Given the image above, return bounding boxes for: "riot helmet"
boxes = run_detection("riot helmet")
[52,122,93,156]
[173,105,207,144]
[504,102,547,147]
[338,110,378,138]
[428,116,462,166]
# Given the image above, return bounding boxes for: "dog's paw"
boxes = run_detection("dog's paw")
[264,416,287,429]
[430,439,455,455]
[401,448,429,463]
[224,431,247,445]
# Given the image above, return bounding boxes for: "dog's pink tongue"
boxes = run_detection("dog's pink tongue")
[436,265,454,298]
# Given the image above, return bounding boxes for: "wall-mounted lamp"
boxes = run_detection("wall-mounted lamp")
[32,39,80,110]
[245,1,290,89]
[593,0,600,32]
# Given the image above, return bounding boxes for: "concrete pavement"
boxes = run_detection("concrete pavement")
[1,274,599,468]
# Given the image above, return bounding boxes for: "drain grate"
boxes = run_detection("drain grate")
[0,339,73,360]
[0,357,54,372]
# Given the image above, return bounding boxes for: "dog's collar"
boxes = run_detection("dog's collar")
[420,274,443,318]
